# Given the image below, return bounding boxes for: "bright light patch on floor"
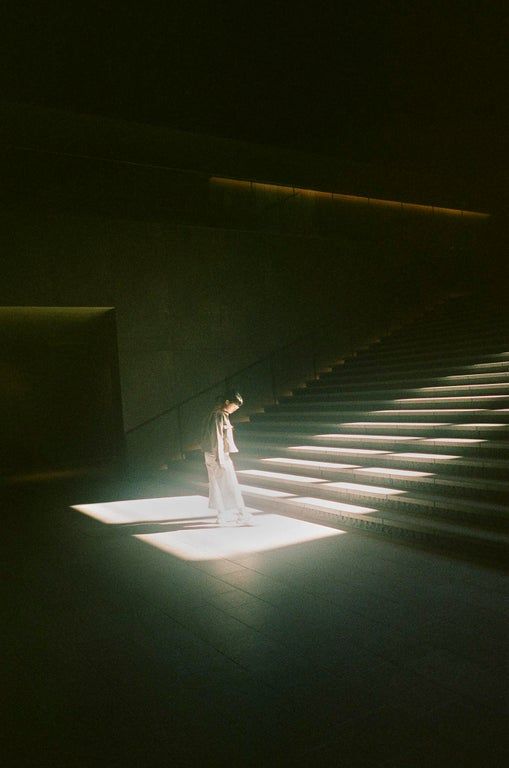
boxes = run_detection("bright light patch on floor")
[358,467,433,477]
[136,513,344,560]
[72,494,211,525]
[325,482,404,495]
[286,497,377,514]
[457,423,505,427]
[239,469,325,483]
[288,446,387,455]
[73,495,344,561]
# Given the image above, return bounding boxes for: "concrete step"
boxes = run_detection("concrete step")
[175,472,509,557]
[392,322,509,343]
[390,309,509,333]
[326,360,509,380]
[250,408,509,424]
[174,294,509,560]
[238,440,509,479]
[238,456,509,504]
[355,343,509,363]
[236,428,509,459]
[237,486,509,558]
[288,382,509,401]
[267,395,509,411]
[376,327,509,351]
[381,334,509,356]
[332,351,509,371]
[236,468,509,528]
[238,419,509,440]
[304,371,509,392]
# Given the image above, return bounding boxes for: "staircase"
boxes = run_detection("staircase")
[182,294,509,559]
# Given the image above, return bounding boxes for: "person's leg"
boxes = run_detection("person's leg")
[223,455,254,525]
[205,452,240,525]
[205,452,230,524]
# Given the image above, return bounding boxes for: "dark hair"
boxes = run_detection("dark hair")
[216,390,243,407]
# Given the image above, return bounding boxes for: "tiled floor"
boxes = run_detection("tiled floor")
[3,475,508,767]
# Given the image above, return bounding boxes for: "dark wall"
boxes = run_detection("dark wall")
[2,200,479,469]
[1,100,500,213]
[0,307,124,479]
[0,105,495,470]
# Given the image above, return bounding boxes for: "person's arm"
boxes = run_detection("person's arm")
[215,411,227,468]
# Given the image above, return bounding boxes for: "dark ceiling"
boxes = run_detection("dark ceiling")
[1,2,506,203]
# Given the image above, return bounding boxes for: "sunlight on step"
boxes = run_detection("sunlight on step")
[422,438,486,444]
[457,423,505,427]
[262,458,361,470]
[325,481,405,495]
[396,395,508,403]
[358,467,433,477]
[415,383,509,392]
[395,452,460,460]
[73,496,345,561]
[468,361,509,368]
[288,446,388,455]
[341,421,449,427]
[466,352,509,359]
[286,497,377,515]
[313,433,419,441]
[239,469,325,483]
[441,373,509,381]
[372,409,486,414]
[238,485,294,498]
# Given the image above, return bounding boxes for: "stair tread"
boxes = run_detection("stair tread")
[238,488,509,546]
[238,470,509,514]
[241,421,509,438]
[242,457,509,493]
[276,394,509,405]
[307,373,509,390]
[250,409,509,423]
[241,439,509,469]
[176,294,509,557]
[299,383,509,396]
[238,429,509,451]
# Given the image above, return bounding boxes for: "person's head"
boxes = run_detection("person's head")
[220,391,243,414]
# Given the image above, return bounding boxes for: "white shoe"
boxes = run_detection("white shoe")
[236,510,254,526]
[216,513,236,527]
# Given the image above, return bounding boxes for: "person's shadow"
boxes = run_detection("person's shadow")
[111,515,234,536]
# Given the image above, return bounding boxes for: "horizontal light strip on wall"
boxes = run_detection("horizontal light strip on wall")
[210,177,490,219]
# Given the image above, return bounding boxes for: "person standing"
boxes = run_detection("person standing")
[201,391,254,526]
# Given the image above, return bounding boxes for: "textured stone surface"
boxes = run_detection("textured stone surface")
[3,474,507,767]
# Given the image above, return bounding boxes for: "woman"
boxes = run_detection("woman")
[201,391,254,526]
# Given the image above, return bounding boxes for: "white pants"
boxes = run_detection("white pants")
[204,451,245,521]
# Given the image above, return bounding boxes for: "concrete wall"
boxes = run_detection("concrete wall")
[0,103,494,471]
[1,201,461,469]
[0,307,124,478]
